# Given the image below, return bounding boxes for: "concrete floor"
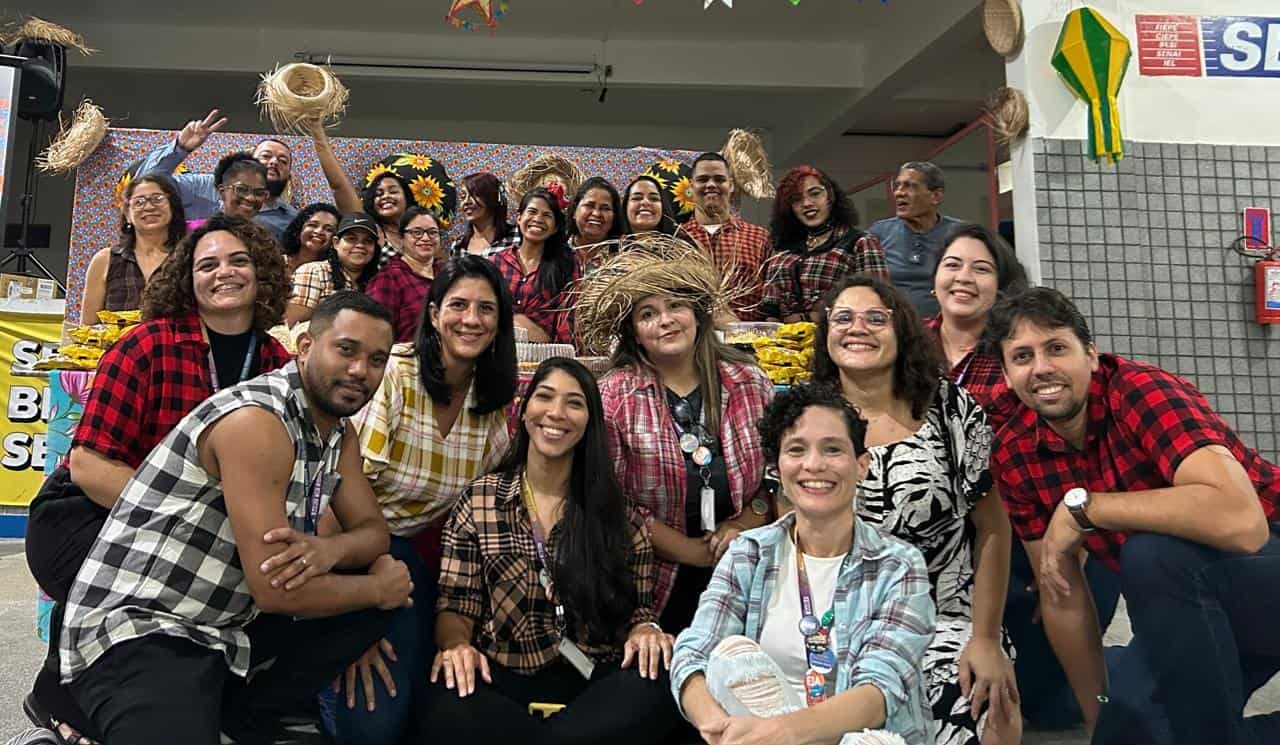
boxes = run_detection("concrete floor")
[0,540,1273,745]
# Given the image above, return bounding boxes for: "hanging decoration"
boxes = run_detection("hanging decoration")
[37,100,109,174]
[446,0,507,31]
[643,159,695,222]
[704,0,733,9]
[1051,7,1131,164]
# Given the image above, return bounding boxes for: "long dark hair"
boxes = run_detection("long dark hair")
[770,165,861,254]
[933,222,1028,296]
[810,274,941,420]
[619,175,677,235]
[516,188,576,297]
[121,173,187,251]
[458,172,514,248]
[328,231,380,292]
[362,173,410,227]
[413,255,518,414]
[565,176,623,244]
[493,357,638,646]
[281,202,340,257]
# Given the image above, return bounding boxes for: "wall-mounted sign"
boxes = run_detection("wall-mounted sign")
[1136,14,1280,78]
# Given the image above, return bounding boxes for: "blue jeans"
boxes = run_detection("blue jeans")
[329,535,437,745]
[1097,529,1280,745]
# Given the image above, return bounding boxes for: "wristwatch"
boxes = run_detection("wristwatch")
[1063,488,1096,533]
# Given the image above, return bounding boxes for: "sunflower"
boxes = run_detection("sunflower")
[364,163,393,187]
[655,158,683,174]
[642,169,669,189]
[409,174,446,212]
[113,173,133,210]
[393,153,434,171]
[670,175,695,215]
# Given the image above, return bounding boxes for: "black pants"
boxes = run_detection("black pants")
[69,608,388,745]
[421,658,680,745]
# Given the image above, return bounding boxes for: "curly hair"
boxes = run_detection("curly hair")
[280,202,340,257]
[769,165,860,254]
[141,214,288,332]
[810,274,942,420]
[214,151,266,187]
[758,381,869,463]
[120,174,187,251]
[362,172,409,228]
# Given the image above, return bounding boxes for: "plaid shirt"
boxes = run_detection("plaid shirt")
[61,363,346,682]
[71,313,291,470]
[677,217,769,321]
[760,228,890,320]
[352,346,509,536]
[436,470,658,674]
[449,230,518,260]
[670,512,935,744]
[925,315,1020,434]
[103,244,146,313]
[490,246,576,344]
[993,354,1280,571]
[365,257,436,342]
[290,260,364,310]
[600,361,773,613]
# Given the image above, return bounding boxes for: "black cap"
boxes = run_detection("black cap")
[336,213,378,240]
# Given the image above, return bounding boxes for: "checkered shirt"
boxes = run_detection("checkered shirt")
[925,315,1020,435]
[760,228,891,320]
[436,470,659,674]
[365,257,436,342]
[993,354,1280,571]
[71,313,291,470]
[60,362,347,682]
[676,217,770,321]
[449,231,518,260]
[352,345,509,536]
[600,361,773,613]
[489,246,576,344]
[291,260,346,310]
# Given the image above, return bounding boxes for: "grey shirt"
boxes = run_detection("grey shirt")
[868,214,964,319]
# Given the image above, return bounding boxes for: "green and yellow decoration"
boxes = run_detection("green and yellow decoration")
[365,152,457,228]
[643,159,695,222]
[1051,7,1132,164]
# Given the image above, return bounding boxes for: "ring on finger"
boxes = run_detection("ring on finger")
[299,556,309,567]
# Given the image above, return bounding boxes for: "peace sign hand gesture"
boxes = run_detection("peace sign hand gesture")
[177,108,229,153]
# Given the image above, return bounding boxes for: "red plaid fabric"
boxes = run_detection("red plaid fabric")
[760,228,890,320]
[925,315,1020,434]
[600,361,773,612]
[490,247,576,344]
[365,256,436,342]
[71,313,291,469]
[676,217,769,321]
[993,354,1280,570]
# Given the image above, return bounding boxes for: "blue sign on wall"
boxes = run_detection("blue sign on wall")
[1201,15,1280,78]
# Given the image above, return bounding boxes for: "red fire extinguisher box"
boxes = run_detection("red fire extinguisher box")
[1259,260,1280,324]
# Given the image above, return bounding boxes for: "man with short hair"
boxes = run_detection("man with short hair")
[676,152,768,320]
[137,108,297,237]
[987,286,1280,745]
[868,161,963,318]
[59,293,411,745]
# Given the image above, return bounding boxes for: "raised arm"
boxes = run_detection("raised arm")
[304,119,363,213]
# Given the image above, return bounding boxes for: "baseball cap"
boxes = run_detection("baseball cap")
[336,213,378,240]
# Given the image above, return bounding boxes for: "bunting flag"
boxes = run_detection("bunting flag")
[1051,8,1132,163]
[446,0,507,30]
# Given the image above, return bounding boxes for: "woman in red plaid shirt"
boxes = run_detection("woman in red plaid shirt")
[490,188,578,345]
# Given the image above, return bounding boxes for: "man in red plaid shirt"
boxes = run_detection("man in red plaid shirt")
[987,287,1280,745]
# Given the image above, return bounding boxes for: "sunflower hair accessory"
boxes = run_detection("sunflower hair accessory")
[365,151,458,226]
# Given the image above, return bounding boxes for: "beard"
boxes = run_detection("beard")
[302,363,371,420]
[266,178,288,199]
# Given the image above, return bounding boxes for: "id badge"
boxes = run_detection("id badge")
[700,486,716,532]
[558,637,596,679]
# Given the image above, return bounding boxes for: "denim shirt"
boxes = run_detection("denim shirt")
[670,512,936,744]
[136,137,298,238]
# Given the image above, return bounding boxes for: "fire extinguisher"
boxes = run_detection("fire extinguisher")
[1233,236,1280,324]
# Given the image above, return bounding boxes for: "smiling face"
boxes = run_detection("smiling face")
[298,309,392,420]
[192,230,259,317]
[1000,319,1098,432]
[299,211,339,262]
[429,275,500,369]
[402,213,442,266]
[372,176,408,223]
[126,181,173,233]
[626,179,664,232]
[825,286,898,380]
[334,228,376,274]
[934,236,999,323]
[790,175,832,229]
[517,196,557,245]
[523,368,589,462]
[778,405,868,522]
[631,293,699,367]
[458,185,489,226]
[218,171,268,219]
[253,140,292,191]
[692,159,734,219]
[573,187,616,244]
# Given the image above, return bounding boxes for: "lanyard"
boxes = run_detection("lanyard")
[794,526,836,706]
[667,390,717,531]
[207,332,257,393]
[304,470,325,534]
[954,352,975,387]
[520,473,565,634]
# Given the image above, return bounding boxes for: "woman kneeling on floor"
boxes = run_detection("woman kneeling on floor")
[423,357,680,744]
[671,382,936,745]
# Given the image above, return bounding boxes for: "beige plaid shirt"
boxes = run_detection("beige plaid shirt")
[352,344,509,536]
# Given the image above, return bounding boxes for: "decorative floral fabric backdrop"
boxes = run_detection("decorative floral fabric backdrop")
[69,128,697,314]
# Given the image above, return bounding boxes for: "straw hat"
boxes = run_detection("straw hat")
[984,87,1030,146]
[1,16,94,54]
[982,0,1025,58]
[37,99,107,173]
[721,128,776,200]
[255,62,350,135]
[507,154,584,207]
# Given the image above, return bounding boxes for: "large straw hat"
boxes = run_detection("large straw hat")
[984,87,1029,146]
[1,16,94,53]
[507,154,584,207]
[37,99,108,173]
[721,128,775,200]
[255,62,350,135]
[982,0,1025,58]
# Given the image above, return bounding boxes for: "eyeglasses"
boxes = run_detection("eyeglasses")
[405,227,441,241]
[827,306,894,331]
[128,194,168,209]
[221,183,270,201]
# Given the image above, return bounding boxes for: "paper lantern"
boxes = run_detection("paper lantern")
[365,152,458,227]
[1051,8,1131,163]
[643,159,695,222]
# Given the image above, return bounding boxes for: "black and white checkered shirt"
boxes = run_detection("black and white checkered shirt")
[60,362,347,683]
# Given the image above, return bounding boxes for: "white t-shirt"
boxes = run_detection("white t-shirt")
[702,222,723,236]
[758,532,844,704]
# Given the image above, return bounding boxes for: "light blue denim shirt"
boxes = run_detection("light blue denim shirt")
[867,214,964,319]
[136,136,298,239]
[670,512,936,745]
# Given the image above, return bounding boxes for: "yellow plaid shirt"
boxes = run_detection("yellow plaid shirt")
[352,344,510,536]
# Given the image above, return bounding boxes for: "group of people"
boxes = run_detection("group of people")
[17,110,1280,745]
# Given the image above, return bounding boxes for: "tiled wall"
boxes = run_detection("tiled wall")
[1032,137,1280,461]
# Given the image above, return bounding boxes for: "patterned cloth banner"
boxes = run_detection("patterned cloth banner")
[69,129,698,315]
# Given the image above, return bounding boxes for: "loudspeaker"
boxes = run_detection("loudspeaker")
[8,40,65,121]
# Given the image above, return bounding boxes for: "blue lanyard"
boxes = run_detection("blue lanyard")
[207,332,257,392]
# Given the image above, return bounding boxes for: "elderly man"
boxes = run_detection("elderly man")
[137,108,297,238]
[868,161,963,318]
